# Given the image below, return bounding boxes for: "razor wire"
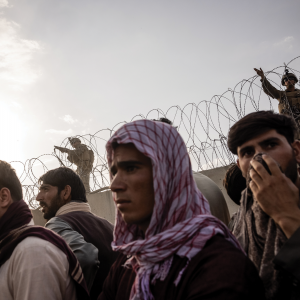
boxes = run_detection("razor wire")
[9,57,300,209]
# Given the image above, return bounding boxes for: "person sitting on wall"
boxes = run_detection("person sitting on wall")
[0,161,89,300]
[227,110,300,299]
[99,119,265,300]
[36,167,118,300]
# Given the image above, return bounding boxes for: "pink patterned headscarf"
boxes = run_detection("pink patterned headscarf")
[106,119,243,300]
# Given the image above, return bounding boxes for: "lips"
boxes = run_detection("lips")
[115,199,131,210]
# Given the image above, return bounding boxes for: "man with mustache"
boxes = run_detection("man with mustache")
[98,119,265,300]
[0,160,88,300]
[228,111,300,299]
[37,167,117,300]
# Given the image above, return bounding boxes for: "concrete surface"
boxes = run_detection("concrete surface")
[31,165,239,226]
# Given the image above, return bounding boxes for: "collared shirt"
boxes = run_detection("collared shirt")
[0,236,76,300]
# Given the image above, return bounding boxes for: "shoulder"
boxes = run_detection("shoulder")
[180,235,265,299]
[191,234,256,276]
[12,236,68,265]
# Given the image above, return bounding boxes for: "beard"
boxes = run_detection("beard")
[40,193,65,221]
[284,152,298,184]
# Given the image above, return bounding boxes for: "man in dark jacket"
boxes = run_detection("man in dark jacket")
[36,167,118,300]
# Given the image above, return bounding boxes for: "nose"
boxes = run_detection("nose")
[35,191,43,202]
[254,146,264,157]
[110,172,126,192]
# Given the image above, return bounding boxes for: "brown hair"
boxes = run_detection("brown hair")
[38,167,87,202]
[0,160,23,201]
[227,111,298,155]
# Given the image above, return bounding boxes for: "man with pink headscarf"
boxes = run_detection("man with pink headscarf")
[99,119,265,300]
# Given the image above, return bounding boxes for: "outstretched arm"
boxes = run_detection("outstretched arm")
[254,68,281,100]
[54,146,70,154]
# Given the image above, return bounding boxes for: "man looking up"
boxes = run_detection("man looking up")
[36,167,117,300]
[228,111,300,299]
[0,160,89,300]
[99,119,265,300]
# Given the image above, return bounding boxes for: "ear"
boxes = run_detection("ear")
[0,188,13,209]
[291,140,300,163]
[237,158,241,169]
[61,185,72,203]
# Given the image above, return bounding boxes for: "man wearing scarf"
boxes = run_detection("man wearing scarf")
[99,119,265,300]
[0,160,89,300]
[228,111,300,299]
[36,167,117,300]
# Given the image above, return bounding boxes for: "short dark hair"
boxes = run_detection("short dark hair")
[0,160,23,201]
[38,167,87,202]
[228,111,298,155]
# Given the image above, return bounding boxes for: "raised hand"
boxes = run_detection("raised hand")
[249,154,300,238]
[254,68,265,79]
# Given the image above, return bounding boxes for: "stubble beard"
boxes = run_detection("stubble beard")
[41,193,65,221]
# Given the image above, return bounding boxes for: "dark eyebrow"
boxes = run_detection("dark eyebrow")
[110,160,143,173]
[39,184,51,190]
[258,137,280,146]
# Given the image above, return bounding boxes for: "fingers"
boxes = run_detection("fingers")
[262,154,282,176]
[250,159,270,178]
[249,180,258,194]
[250,168,263,186]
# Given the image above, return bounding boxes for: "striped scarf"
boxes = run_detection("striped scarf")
[106,119,244,300]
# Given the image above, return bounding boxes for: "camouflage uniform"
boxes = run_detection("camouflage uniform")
[66,144,93,193]
[56,141,94,193]
[261,74,300,128]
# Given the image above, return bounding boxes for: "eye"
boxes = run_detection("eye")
[267,142,277,148]
[242,150,254,158]
[126,165,137,173]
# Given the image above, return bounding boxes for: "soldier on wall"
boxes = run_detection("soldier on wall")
[254,67,300,128]
[54,137,94,193]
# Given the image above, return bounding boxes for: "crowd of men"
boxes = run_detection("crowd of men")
[0,71,299,300]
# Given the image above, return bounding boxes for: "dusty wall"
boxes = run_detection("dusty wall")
[200,166,239,217]
[31,165,239,226]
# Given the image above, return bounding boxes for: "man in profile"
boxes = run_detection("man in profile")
[36,167,117,300]
[0,160,88,300]
[99,119,265,300]
[55,137,94,192]
[228,111,300,299]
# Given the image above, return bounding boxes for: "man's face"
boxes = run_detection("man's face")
[71,141,80,149]
[110,143,155,233]
[36,184,65,220]
[284,78,295,88]
[237,129,299,183]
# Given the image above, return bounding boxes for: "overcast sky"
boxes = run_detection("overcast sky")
[1,0,299,167]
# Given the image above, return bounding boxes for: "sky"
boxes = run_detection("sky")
[0,0,299,169]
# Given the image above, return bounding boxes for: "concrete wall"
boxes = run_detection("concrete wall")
[31,190,116,226]
[31,165,239,226]
[200,166,239,216]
